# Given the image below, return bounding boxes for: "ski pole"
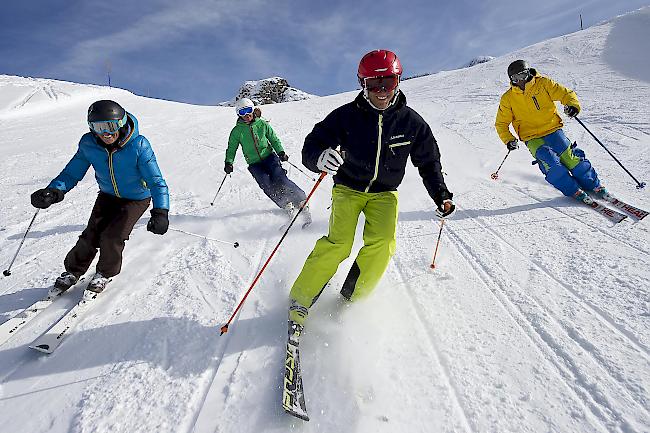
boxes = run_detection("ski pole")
[490,150,511,180]
[3,209,40,277]
[285,160,316,181]
[167,227,239,248]
[574,117,645,189]
[430,218,446,270]
[210,174,230,206]
[220,172,328,335]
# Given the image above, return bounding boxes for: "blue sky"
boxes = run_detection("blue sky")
[0,0,647,105]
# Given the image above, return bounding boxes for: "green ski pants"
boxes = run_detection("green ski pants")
[289,184,398,313]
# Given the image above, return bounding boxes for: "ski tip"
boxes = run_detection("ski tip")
[29,344,52,354]
[220,325,229,335]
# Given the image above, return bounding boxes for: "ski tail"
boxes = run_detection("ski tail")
[0,278,85,347]
[282,320,309,421]
[28,289,101,354]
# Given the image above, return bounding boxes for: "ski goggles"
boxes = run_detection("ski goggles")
[237,106,254,117]
[88,113,128,135]
[510,69,530,84]
[364,75,399,93]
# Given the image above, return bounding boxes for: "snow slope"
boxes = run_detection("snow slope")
[0,7,649,433]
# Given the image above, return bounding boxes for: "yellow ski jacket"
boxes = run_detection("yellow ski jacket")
[495,73,580,144]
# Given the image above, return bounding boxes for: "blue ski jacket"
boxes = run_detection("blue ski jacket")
[48,113,169,209]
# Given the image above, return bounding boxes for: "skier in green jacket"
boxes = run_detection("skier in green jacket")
[225,98,310,223]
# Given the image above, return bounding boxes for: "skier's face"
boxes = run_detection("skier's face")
[367,87,396,110]
[98,131,119,145]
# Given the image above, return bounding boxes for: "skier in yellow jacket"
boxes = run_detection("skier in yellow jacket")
[495,60,608,202]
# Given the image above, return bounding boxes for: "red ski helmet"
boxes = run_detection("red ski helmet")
[358,49,403,84]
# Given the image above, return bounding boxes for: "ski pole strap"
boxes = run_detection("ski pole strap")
[220,172,328,335]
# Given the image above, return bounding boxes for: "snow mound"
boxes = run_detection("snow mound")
[0,75,133,119]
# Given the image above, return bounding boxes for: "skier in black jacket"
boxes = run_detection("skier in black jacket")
[287,49,455,332]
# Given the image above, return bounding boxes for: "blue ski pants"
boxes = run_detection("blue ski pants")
[526,129,600,197]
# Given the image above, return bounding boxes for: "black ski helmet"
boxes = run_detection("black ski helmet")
[87,100,125,122]
[507,60,529,78]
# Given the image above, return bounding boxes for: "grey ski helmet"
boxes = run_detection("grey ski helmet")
[87,100,128,135]
[507,60,529,78]
[88,100,126,123]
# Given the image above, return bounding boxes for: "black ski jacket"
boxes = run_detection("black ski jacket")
[302,91,452,206]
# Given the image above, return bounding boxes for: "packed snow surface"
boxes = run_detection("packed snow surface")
[0,7,649,433]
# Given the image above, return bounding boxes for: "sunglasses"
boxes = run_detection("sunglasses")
[88,113,127,135]
[364,75,399,93]
[237,106,254,117]
[510,69,530,84]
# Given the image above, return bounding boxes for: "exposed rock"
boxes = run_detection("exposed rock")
[220,77,317,106]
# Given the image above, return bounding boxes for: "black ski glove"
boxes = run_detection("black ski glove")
[278,151,289,162]
[31,188,64,209]
[506,140,519,151]
[564,105,579,118]
[147,208,169,235]
[436,199,456,218]
[224,163,233,174]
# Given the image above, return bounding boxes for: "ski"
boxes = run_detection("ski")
[28,288,102,354]
[575,194,627,223]
[282,321,309,421]
[0,278,85,347]
[597,195,648,220]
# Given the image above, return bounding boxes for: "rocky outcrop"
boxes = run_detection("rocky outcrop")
[220,77,317,106]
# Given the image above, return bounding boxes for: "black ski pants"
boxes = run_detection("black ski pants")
[64,192,150,278]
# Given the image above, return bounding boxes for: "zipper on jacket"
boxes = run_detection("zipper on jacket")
[248,124,263,161]
[532,96,540,110]
[105,148,121,197]
[365,113,383,192]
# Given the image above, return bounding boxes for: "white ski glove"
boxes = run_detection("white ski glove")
[316,148,344,175]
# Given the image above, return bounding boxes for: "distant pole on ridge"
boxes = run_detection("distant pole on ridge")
[106,60,112,88]
[580,14,583,30]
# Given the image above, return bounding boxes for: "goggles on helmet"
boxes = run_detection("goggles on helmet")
[237,106,254,117]
[363,75,399,93]
[510,69,530,84]
[88,113,128,135]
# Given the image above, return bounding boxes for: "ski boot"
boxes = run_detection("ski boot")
[54,272,78,291]
[574,189,594,205]
[283,202,298,220]
[299,201,312,228]
[87,272,110,293]
[592,186,611,200]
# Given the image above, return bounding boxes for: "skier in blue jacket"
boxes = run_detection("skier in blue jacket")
[30,100,169,292]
